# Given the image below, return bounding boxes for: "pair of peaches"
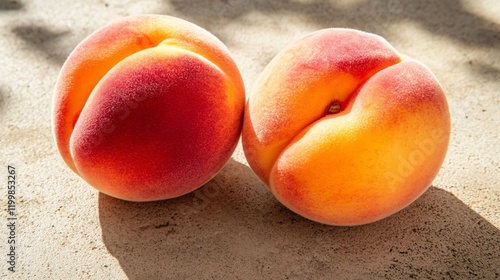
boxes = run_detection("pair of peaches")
[53,15,450,226]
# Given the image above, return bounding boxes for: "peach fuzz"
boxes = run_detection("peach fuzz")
[53,15,245,201]
[242,28,451,226]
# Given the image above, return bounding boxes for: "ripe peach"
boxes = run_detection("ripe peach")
[243,28,451,226]
[53,15,245,201]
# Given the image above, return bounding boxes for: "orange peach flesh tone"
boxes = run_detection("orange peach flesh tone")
[53,15,245,201]
[242,28,451,226]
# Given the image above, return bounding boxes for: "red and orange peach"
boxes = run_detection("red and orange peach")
[53,15,245,201]
[243,28,451,226]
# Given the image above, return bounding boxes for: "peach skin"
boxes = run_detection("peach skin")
[242,28,451,226]
[52,15,245,201]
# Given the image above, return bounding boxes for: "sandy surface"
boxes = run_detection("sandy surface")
[1,0,499,279]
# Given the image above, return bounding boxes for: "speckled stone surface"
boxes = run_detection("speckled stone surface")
[0,0,498,279]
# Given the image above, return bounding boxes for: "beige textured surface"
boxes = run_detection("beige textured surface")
[1,0,499,279]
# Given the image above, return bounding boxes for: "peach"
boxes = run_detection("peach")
[52,15,245,201]
[243,28,451,226]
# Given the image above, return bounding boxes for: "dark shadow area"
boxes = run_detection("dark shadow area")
[0,0,22,11]
[168,0,500,77]
[99,158,499,279]
[11,25,70,64]
[466,60,500,82]
[169,0,500,47]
